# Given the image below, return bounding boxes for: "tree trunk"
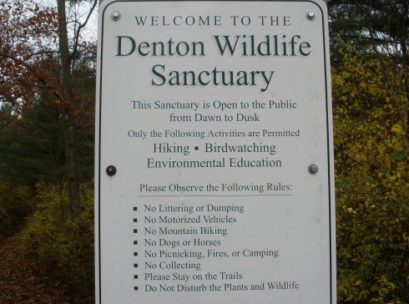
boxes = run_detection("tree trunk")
[56,0,80,218]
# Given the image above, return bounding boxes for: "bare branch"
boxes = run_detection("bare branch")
[70,0,97,61]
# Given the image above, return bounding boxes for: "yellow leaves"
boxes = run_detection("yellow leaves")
[335,40,409,304]
[346,207,357,215]
[332,73,345,87]
[391,123,405,136]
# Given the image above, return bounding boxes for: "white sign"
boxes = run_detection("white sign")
[95,1,336,303]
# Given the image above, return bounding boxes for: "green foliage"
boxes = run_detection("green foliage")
[0,103,65,186]
[333,43,409,304]
[21,184,94,303]
[0,93,94,188]
[0,180,32,237]
[329,0,409,55]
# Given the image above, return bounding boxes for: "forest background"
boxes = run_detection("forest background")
[0,0,408,303]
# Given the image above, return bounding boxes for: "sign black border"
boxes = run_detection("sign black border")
[97,1,334,303]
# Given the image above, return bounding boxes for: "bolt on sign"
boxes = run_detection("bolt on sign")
[95,1,336,303]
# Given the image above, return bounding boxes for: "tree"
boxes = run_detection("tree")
[329,0,409,141]
[329,0,409,57]
[0,0,97,218]
[55,0,97,217]
[333,43,409,304]
[0,0,58,115]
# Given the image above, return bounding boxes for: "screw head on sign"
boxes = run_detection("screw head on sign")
[106,165,117,176]
[308,164,319,175]
[307,11,315,20]
[111,11,121,21]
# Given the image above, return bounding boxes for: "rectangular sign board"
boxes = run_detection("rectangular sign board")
[95,1,336,303]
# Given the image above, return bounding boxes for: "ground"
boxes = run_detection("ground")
[0,234,69,304]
